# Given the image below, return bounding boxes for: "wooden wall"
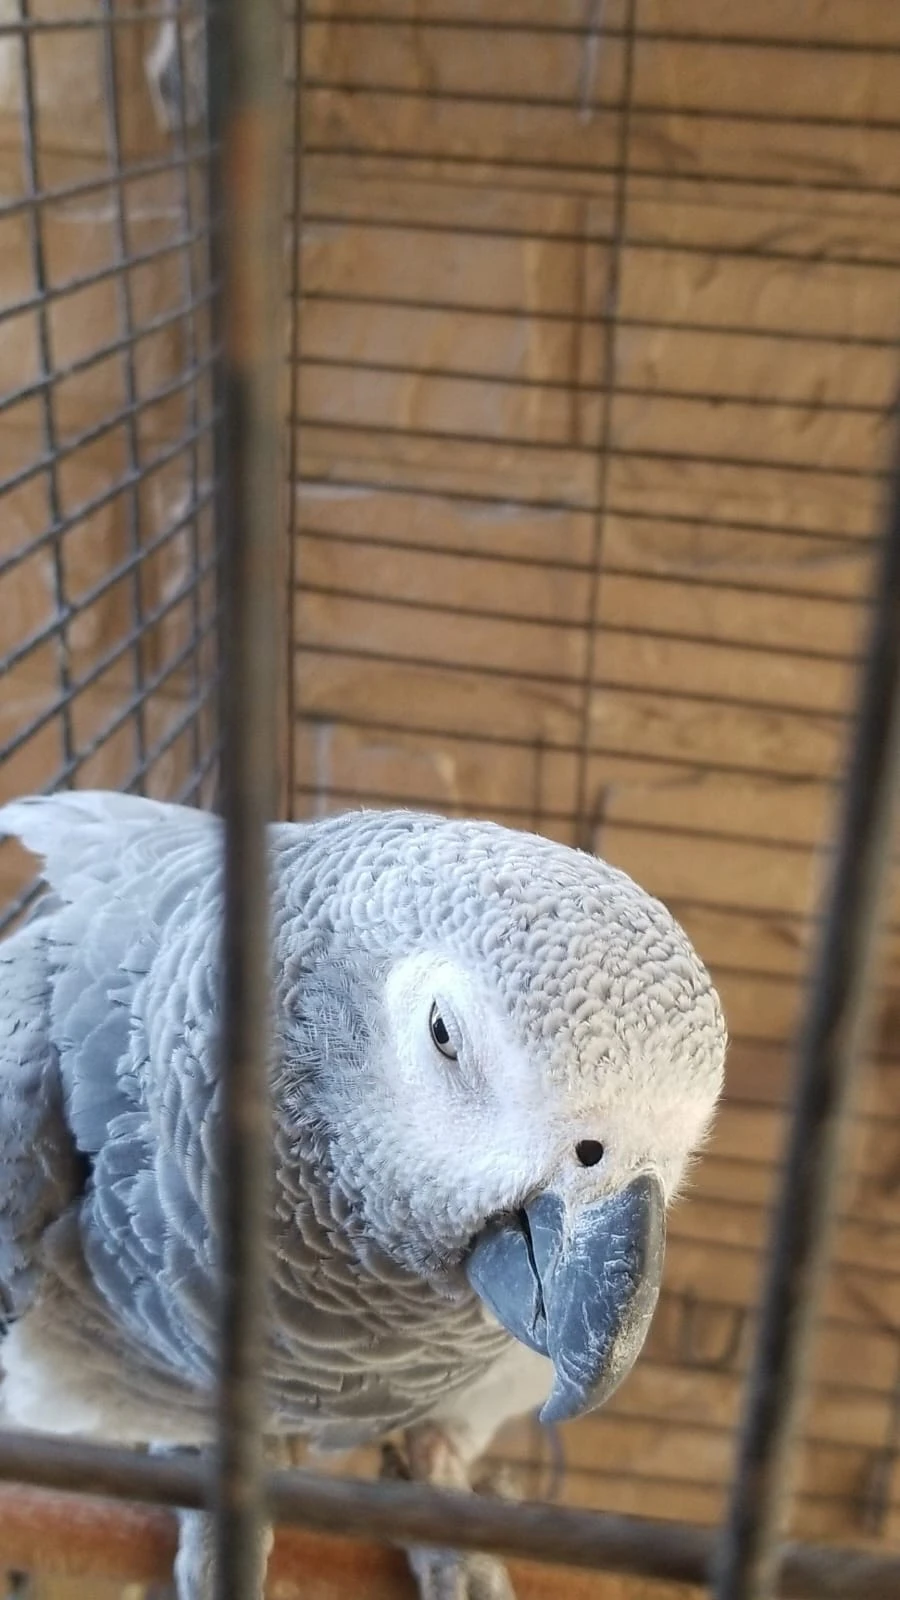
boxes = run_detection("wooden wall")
[1,1,899,1595]
[290,0,900,1559]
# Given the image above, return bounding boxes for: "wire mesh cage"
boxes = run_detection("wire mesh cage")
[286,0,900,1558]
[0,0,220,940]
[0,2,899,1599]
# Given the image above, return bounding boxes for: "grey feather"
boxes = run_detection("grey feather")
[0,793,726,1454]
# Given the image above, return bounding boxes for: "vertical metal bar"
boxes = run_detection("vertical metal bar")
[283,0,305,822]
[207,0,284,1595]
[98,2,149,787]
[713,423,900,1600]
[168,0,207,799]
[16,0,74,782]
[573,0,636,843]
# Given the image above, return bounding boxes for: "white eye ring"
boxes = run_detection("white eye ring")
[429,1001,458,1060]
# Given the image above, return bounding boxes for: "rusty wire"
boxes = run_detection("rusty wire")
[208,0,285,1596]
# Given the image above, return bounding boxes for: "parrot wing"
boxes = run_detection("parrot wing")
[0,792,223,1382]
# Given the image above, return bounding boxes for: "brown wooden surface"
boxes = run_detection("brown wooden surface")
[289,0,900,1568]
[0,1484,702,1600]
[2,1,900,1596]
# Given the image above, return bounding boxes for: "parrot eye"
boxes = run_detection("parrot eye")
[575,1139,604,1168]
[428,1002,458,1060]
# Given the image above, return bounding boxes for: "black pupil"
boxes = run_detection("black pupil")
[576,1139,604,1168]
[432,1012,450,1046]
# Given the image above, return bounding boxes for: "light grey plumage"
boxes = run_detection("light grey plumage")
[0,792,727,1596]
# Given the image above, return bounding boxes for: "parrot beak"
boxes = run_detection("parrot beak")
[464,1173,665,1423]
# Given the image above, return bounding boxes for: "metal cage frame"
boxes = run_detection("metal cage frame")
[0,4,899,1599]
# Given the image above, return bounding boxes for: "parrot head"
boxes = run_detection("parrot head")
[276,809,726,1425]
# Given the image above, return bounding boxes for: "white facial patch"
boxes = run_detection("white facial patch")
[378,951,556,1222]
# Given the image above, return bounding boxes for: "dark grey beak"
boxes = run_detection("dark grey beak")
[464,1173,665,1423]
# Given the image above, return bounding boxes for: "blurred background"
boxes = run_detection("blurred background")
[0,1,899,1595]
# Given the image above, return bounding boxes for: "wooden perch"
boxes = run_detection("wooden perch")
[0,1485,683,1600]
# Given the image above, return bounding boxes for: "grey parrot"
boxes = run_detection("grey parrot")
[0,791,726,1600]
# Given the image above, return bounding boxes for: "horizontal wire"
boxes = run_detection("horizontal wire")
[0,225,213,331]
[290,636,855,726]
[46,627,220,796]
[295,464,878,542]
[298,157,900,223]
[297,352,892,421]
[299,205,900,277]
[301,77,900,137]
[0,351,217,504]
[603,1351,900,1409]
[0,9,183,34]
[289,684,842,785]
[287,788,900,942]
[606,503,875,548]
[0,417,217,610]
[648,1288,898,1350]
[288,780,846,860]
[296,412,886,482]
[661,1224,900,1296]
[0,146,214,223]
[122,669,220,794]
[303,137,900,201]
[294,573,864,669]
[487,1450,887,1517]
[298,13,900,56]
[0,443,216,678]
[0,529,217,767]
[300,288,900,353]
[295,523,870,607]
[0,285,216,434]
[539,1396,899,1467]
[673,1190,900,1250]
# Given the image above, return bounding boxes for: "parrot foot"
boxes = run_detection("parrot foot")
[159,1440,300,1600]
[172,1508,273,1600]
[380,1429,519,1600]
[406,1547,517,1600]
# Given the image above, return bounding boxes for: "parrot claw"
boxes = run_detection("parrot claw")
[380,1434,519,1600]
[172,1507,273,1600]
[407,1547,517,1600]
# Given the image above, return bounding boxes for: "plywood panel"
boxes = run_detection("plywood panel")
[300,421,601,506]
[302,220,604,318]
[300,360,587,448]
[305,0,631,24]
[294,590,589,681]
[305,20,628,102]
[605,452,881,537]
[641,1,900,47]
[296,482,596,565]
[624,176,900,265]
[601,514,873,598]
[633,34,900,121]
[291,0,898,1571]
[302,298,582,389]
[302,157,618,240]
[306,86,900,193]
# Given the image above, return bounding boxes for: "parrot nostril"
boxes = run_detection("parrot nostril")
[575,1139,604,1168]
